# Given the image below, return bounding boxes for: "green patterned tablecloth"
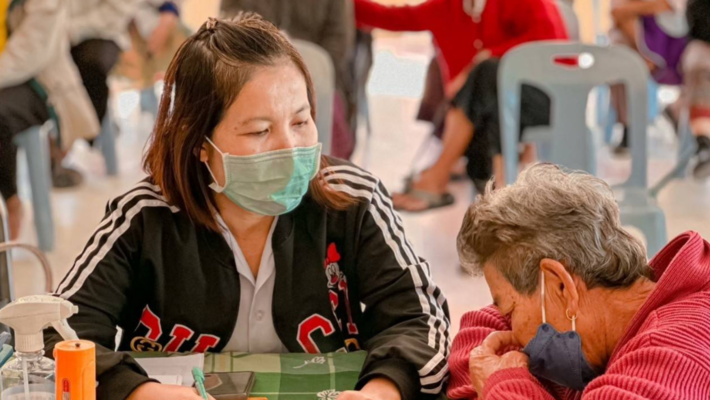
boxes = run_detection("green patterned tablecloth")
[204,352,367,400]
[132,351,366,400]
[132,351,447,400]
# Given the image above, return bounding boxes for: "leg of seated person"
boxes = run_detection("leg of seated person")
[682,40,710,178]
[0,83,50,239]
[684,42,710,138]
[609,15,654,153]
[0,122,21,240]
[421,107,475,187]
[393,59,500,211]
[392,108,475,211]
[70,39,121,121]
[491,146,535,190]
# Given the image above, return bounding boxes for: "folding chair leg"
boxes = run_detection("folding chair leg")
[98,115,118,176]
[14,126,55,252]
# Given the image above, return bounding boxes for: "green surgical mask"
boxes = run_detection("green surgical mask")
[204,137,322,216]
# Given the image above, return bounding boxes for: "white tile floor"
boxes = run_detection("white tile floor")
[9,33,710,334]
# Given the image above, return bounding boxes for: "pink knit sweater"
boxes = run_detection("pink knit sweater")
[448,231,710,400]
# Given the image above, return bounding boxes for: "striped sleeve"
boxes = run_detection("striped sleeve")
[322,164,451,397]
[54,181,178,299]
[47,181,178,400]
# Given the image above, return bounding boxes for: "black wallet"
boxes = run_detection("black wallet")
[203,372,256,400]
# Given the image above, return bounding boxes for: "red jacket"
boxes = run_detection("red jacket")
[354,0,568,84]
[448,231,710,400]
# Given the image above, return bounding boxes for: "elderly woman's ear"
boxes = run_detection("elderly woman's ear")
[539,259,580,322]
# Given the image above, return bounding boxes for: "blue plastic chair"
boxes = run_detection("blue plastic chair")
[95,110,119,176]
[498,41,667,257]
[140,87,160,119]
[292,39,334,156]
[13,122,55,252]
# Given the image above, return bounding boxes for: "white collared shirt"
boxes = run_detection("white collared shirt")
[217,215,287,353]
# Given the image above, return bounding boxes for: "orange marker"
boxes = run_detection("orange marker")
[54,340,96,400]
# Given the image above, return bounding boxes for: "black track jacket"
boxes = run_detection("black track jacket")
[45,158,451,400]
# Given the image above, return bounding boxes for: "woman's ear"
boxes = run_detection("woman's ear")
[540,259,580,318]
[199,142,209,163]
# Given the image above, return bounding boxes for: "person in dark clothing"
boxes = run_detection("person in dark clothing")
[454,60,551,190]
[46,39,122,190]
[70,39,121,124]
[0,0,100,240]
[45,15,450,400]
[0,84,50,238]
[359,0,568,211]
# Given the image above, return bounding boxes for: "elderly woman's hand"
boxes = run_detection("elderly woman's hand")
[469,331,529,398]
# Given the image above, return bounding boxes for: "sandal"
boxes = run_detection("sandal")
[402,171,467,195]
[52,165,84,189]
[395,189,455,212]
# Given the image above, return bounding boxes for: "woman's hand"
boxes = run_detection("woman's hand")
[469,331,529,398]
[127,382,215,400]
[337,378,401,400]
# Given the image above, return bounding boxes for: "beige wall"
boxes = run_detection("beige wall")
[181,0,613,42]
[182,0,221,31]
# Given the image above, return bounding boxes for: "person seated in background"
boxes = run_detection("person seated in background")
[609,0,685,159]
[60,0,185,185]
[116,0,189,119]
[447,163,710,399]
[610,0,710,178]
[48,0,134,190]
[354,0,568,211]
[68,0,183,123]
[219,0,357,160]
[45,15,450,400]
[0,0,99,239]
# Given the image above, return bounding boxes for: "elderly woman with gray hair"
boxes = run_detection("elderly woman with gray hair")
[446,164,710,400]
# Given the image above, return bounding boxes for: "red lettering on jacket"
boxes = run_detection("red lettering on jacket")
[192,334,220,353]
[164,324,195,353]
[137,305,163,341]
[298,314,335,353]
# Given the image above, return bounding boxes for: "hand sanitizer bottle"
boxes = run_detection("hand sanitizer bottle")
[0,296,79,400]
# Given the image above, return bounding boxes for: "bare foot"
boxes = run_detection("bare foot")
[392,169,450,212]
[4,196,23,241]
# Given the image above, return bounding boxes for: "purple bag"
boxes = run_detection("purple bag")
[640,16,689,85]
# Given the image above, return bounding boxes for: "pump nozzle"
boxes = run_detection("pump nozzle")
[0,295,79,353]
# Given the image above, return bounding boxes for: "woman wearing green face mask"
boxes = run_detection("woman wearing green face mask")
[45,14,451,400]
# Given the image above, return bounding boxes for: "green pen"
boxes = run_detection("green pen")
[192,367,209,400]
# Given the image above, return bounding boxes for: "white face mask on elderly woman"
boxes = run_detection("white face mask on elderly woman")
[522,271,601,391]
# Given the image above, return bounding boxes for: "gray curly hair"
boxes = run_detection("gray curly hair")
[457,163,650,295]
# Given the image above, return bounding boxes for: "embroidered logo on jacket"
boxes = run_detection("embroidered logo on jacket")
[130,305,220,353]
[296,244,362,353]
[324,243,359,337]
